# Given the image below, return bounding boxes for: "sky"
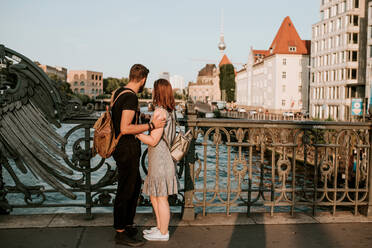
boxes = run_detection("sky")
[0,0,320,87]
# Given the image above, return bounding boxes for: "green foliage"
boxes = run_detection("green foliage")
[174,91,183,100]
[138,88,152,99]
[47,73,73,99]
[103,77,129,94]
[96,94,111,99]
[219,64,236,102]
[74,94,91,105]
[213,109,221,118]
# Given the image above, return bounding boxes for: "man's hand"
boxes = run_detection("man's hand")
[152,117,166,129]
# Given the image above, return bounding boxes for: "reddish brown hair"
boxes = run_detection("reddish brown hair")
[153,79,175,112]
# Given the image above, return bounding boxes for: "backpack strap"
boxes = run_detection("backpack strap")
[109,88,135,109]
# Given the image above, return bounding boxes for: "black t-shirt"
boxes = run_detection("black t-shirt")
[111,87,139,145]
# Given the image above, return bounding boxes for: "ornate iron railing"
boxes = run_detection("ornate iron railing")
[1,112,372,220]
[0,116,185,219]
[182,109,372,219]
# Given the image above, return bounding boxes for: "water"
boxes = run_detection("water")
[2,106,305,215]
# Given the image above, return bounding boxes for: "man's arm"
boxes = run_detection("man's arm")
[120,109,165,135]
[136,109,166,147]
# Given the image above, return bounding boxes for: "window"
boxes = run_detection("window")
[99,76,102,80]
[352,51,358,61]
[354,0,359,8]
[283,58,286,65]
[95,75,98,80]
[289,46,297,52]
[351,69,357,79]
[74,82,78,86]
[282,100,286,107]
[80,88,85,94]
[369,46,372,58]
[80,81,85,86]
[282,72,286,79]
[353,15,359,26]
[298,85,302,93]
[282,85,286,93]
[91,75,94,80]
[353,33,358,44]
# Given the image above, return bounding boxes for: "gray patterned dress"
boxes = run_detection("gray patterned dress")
[142,107,178,197]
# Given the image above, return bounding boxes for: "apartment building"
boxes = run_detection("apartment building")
[310,0,368,120]
[36,62,67,81]
[242,16,310,114]
[67,70,103,98]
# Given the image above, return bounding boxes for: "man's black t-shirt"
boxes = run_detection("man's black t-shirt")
[111,87,139,146]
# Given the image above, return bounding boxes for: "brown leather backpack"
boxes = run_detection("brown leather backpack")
[92,89,132,158]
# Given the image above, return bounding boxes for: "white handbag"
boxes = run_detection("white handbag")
[162,112,193,162]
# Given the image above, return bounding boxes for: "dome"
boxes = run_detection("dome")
[218,41,226,51]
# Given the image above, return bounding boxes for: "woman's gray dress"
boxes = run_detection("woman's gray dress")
[142,107,178,197]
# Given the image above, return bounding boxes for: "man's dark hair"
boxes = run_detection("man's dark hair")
[129,64,149,82]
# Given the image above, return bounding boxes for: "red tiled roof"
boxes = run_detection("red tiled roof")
[219,54,232,67]
[268,16,309,55]
[251,16,309,64]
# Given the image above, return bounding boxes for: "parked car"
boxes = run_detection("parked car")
[249,110,257,115]
[283,112,294,117]
[238,108,247,113]
[301,110,309,117]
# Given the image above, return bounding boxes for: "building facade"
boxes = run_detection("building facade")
[244,16,310,114]
[366,1,372,107]
[170,75,185,92]
[235,67,250,106]
[158,72,170,81]
[36,62,67,81]
[67,70,103,98]
[188,64,220,102]
[310,0,368,120]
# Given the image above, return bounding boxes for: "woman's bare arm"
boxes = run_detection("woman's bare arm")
[120,109,165,135]
[136,108,166,147]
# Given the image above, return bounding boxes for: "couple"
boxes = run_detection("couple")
[111,64,178,246]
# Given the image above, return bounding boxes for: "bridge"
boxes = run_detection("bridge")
[1,45,372,248]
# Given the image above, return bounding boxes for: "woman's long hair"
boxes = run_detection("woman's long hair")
[152,79,175,112]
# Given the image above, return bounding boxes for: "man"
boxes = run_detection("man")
[111,64,165,246]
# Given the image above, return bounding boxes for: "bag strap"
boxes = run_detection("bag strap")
[161,110,175,149]
[109,88,135,110]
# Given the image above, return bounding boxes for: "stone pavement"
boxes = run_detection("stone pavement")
[0,212,372,248]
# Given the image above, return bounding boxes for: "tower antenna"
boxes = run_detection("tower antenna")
[218,9,226,54]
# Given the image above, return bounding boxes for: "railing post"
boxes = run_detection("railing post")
[182,102,196,221]
[84,126,93,220]
[367,125,372,217]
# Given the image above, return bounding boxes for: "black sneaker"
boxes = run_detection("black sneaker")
[115,232,144,247]
[125,225,139,237]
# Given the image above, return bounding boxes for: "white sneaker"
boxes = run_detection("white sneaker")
[143,230,169,241]
[142,227,159,235]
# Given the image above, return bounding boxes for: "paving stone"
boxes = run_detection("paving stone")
[0,214,55,229]
[314,211,372,223]
[251,212,318,224]
[0,227,83,248]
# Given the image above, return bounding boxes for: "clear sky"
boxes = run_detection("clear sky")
[0,0,320,87]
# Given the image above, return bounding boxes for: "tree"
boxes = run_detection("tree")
[219,64,236,102]
[103,77,129,94]
[138,88,152,99]
[47,73,73,99]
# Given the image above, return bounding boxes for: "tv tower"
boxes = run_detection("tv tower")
[218,9,226,55]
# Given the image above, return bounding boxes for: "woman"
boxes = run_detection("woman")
[136,79,177,241]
